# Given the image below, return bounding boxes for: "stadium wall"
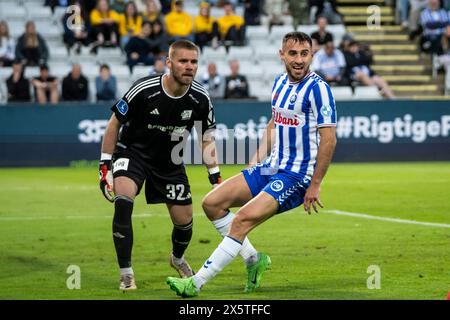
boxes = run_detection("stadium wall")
[1,101,450,166]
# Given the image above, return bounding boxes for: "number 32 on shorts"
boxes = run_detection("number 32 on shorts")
[166,184,191,201]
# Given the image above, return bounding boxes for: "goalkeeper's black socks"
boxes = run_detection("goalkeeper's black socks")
[171,219,193,258]
[113,196,134,268]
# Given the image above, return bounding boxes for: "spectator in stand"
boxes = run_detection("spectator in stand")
[308,0,343,24]
[311,40,348,86]
[201,62,225,99]
[244,0,263,26]
[419,0,449,55]
[16,21,49,67]
[344,41,395,99]
[408,0,428,40]
[224,60,249,99]
[212,0,239,5]
[62,63,89,101]
[397,0,410,30]
[80,0,96,13]
[95,64,117,102]
[90,0,121,51]
[436,25,450,67]
[119,1,143,49]
[45,0,70,14]
[165,0,194,43]
[148,57,168,75]
[160,0,175,14]
[265,0,287,27]
[0,21,15,67]
[442,24,450,54]
[6,60,31,102]
[142,0,164,24]
[32,64,59,104]
[339,33,354,52]
[311,38,320,54]
[125,21,155,73]
[148,20,169,57]
[111,0,127,14]
[217,1,246,47]
[194,2,219,50]
[311,16,334,50]
[62,1,91,55]
[288,0,309,29]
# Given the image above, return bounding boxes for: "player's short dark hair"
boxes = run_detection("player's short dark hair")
[100,63,110,71]
[282,31,312,49]
[169,39,199,58]
[141,20,152,28]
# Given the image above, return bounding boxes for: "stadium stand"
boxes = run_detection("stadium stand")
[353,85,383,100]
[1,0,450,104]
[446,68,450,96]
[340,0,449,99]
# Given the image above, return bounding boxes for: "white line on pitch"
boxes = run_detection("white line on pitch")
[1,210,449,229]
[0,213,206,221]
[323,210,450,229]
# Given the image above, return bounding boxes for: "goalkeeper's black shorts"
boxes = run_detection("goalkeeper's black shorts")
[112,148,192,205]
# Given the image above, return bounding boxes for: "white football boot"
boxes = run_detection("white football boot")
[169,253,194,278]
[119,273,137,291]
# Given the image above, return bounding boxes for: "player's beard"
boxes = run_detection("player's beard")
[286,63,310,82]
[173,69,195,86]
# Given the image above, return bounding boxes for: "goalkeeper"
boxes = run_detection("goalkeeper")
[98,39,259,291]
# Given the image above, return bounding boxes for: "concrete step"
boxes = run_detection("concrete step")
[344,15,395,23]
[374,54,419,62]
[347,25,403,33]
[338,6,393,15]
[337,0,385,4]
[382,75,432,82]
[411,94,450,100]
[372,65,427,72]
[390,84,439,92]
[410,95,450,100]
[374,58,431,65]
[370,44,417,52]
[353,34,409,41]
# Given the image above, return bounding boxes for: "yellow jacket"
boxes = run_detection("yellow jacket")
[143,12,160,23]
[165,11,193,37]
[217,15,243,38]
[194,15,216,34]
[90,9,120,26]
[119,14,143,36]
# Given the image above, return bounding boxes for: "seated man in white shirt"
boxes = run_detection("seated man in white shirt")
[311,40,348,86]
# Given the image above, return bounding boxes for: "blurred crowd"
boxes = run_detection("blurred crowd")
[397,0,450,67]
[1,0,449,103]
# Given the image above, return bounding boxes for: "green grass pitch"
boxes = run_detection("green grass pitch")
[0,163,449,300]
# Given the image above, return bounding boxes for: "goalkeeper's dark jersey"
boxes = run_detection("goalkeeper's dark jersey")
[111,74,216,171]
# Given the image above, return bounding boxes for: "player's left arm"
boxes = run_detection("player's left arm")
[304,81,338,214]
[304,126,337,214]
[197,91,222,188]
[201,137,222,187]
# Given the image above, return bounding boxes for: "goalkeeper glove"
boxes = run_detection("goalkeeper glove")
[99,153,115,202]
[208,166,222,187]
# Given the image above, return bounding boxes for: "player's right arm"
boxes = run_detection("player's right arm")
[99,114,121,202]
[101,113,121,154]
[98,77,147,202]
[249,117,275,167]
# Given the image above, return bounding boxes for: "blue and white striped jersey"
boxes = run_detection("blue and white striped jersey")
[265,71,337,178]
